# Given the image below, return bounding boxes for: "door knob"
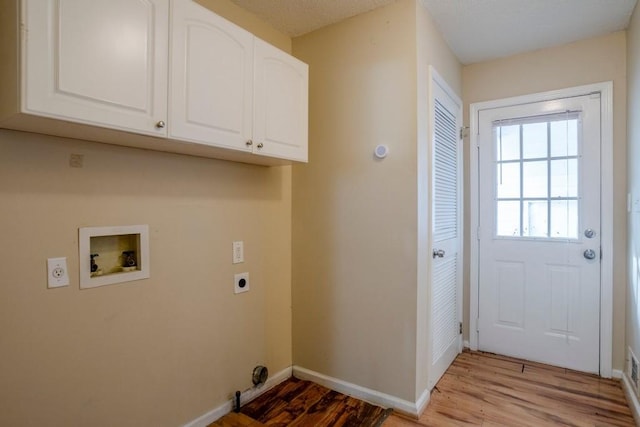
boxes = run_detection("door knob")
[257,143,264,149]
[583,249,597,260]
[584,228,595,238]
[246,139,253,147]
[156,120,166,129]
[433,249,445,258]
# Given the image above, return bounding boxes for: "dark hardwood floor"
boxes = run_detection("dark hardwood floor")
[211,377,390,426]
[243,377,390,426]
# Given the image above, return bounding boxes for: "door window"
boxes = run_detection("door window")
[493,112,580,239]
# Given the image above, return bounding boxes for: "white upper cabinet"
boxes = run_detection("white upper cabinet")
[23,0,169,137]
[170,0,308,162]
[169,0,253,151]
[0,0,307,164]
[253,38,308,162]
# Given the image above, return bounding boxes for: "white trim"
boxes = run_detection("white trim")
[599,81,614,378]
[613,369,624,379]
[79,224,151,289]
[415,387,431,418]
[292,365,429,418]
[469,82,614,377]
[182,366,292,427]
[430,67,462,112]
[622,373,640,426]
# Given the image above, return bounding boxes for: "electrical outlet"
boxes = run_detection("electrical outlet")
[47,257,69,288]
[233,241,244,264]
[234,272,249,294]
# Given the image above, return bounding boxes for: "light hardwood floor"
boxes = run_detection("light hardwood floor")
[384,351,636,426]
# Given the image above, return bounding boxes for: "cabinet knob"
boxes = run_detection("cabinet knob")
[246,140,253,146]
[156,120,166,129]
[257,143,264,149]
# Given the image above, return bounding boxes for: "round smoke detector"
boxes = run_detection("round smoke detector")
[374,144,389,159]
[252,365,268,386]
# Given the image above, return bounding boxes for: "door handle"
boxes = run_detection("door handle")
[433,249,445,258]
[583,249,597,260]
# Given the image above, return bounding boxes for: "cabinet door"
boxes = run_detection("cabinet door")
[23,0,169,136]
[169,0,253,151]
[253,38,308,162]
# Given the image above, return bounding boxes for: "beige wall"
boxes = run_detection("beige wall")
[0,2,293,426]
[462,31,628,371]
[627,1,640,387]
[291,0,461,403]
[291,0,418,402]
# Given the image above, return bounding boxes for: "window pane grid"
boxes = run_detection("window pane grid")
[494,114,580,239]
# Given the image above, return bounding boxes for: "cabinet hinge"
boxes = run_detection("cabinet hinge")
[476,318,480,333]
[459,321,463,335]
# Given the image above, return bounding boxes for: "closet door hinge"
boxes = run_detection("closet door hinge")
[460,126,469,140]
[459,321,463,335]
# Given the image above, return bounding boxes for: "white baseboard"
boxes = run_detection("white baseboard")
[292,365,428,418]
[613,369,624,379]
[622,373,640,427]
[463,340,470,349]
[415,387,431,418]
[183,366,292,427]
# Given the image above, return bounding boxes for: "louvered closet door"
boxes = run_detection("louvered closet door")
[428,73,463,390]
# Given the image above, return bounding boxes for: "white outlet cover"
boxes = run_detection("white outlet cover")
[47,257,69,288]
[234,272,249,294]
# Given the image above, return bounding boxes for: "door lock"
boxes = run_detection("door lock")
[583,249,596,260]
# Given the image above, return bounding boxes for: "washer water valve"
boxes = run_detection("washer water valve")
[122,250,137,268]
[90,253,99,272]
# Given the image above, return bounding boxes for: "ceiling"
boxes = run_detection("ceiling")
[230,0,396,38]
[230,0,637,65]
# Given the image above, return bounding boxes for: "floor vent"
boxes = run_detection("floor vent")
[629,347,639,397]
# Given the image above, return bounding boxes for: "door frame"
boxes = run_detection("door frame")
[469,82,614,377]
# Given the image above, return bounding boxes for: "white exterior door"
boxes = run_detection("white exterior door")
[477,94,601,373]
[428,73,463,389]
[24,0,169,136]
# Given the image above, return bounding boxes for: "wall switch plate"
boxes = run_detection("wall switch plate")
[233,241,244,264]
[234,272,249,294]
[47,257,69,288]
